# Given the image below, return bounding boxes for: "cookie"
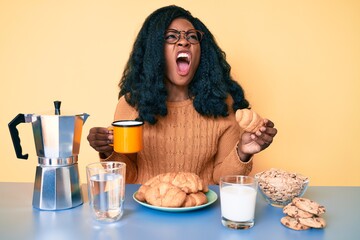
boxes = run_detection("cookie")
[292,197,326,215]
[280,216,310,231]
[283,203,314,218]
[298,216,326,228]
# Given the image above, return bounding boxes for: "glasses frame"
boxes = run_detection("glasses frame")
[164,29,204,45]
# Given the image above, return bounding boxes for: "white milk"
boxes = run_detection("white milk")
[220,185,257,222]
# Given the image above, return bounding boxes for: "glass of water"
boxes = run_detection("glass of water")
[86,162,126,223]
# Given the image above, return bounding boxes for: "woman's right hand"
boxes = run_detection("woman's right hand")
[87,127,114,158]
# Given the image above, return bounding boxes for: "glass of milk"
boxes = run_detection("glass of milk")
[86,162,126,223]
[220,175,257,229]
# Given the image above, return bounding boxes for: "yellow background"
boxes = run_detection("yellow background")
[1,0,359,186]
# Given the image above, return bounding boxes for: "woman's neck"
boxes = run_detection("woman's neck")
[167,94,189,102]
[166,85,189,102]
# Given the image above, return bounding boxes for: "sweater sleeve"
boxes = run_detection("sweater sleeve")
[212,115,253,184]
[212,141,253,183]
[99,96,140,183]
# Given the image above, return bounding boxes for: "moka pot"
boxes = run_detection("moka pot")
[8,101,89,210]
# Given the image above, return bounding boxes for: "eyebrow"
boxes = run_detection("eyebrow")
[166,28,197,32]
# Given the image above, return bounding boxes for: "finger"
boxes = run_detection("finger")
[97,132,112,140]
[94,145,113,153]
[251,128,274,143]
[258,119,277,135]
[88,133,107,142]
[88,131,112,142]
[90,127,111,134]
[251,135,266,146]
[93,139,112,146]
[258,133,274,145]
[263,119,275,128]
[263,126,278,137]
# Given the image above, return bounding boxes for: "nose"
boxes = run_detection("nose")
[176,31,190,47]
[177,36,190,47]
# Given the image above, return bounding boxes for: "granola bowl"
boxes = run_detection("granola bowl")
[254,168,309,208]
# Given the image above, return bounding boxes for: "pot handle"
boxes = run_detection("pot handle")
[8,114,29,159]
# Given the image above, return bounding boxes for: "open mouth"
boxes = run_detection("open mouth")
[176,52,191,75]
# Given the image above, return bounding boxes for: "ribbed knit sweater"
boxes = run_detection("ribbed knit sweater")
[102,96,253,185]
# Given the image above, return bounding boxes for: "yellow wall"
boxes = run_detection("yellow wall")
[1,0,359,186]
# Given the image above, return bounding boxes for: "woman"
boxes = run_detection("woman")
[87,5,277,184]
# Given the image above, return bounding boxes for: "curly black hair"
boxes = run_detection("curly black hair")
[119,5,250,124]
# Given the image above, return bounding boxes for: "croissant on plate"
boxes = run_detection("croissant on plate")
[235,109,265,133]
[135,172,209,208]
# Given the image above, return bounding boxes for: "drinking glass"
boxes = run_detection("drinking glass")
[220,175,257,229]
[86,162,126,223]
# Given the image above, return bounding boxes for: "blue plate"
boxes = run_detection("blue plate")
[133,189,218,212]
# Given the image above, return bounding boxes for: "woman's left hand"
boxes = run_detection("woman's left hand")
[237,119,277,162]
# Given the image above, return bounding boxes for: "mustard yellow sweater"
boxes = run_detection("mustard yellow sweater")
[102,97,253,185]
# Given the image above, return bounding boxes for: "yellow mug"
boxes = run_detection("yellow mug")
[111,120,144,153]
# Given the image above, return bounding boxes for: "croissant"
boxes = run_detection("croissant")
[182,192,208,207]
[144,182,187,208]
[235,109,264,133]
[141,172,208,194]
[170,172,208,194]
[135,184,150,202]
[135,172,209,208]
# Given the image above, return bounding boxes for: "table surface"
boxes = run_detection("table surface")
[0,182,359,240]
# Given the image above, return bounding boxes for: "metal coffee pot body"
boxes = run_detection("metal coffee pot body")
[8,101,89,210]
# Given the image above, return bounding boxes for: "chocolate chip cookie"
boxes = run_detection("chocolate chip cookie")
[298,216,327,228]
[283,203,314,218]
[280,216,310,230]
[292,197,326,215]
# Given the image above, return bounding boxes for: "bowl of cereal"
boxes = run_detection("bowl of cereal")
[254,168,309,207]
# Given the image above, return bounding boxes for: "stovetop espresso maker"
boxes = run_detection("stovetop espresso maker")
[8,101,89,210]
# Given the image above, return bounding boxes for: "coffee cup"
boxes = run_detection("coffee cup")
[111,120,144,153]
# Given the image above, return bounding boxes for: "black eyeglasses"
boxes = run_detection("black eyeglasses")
[164,29,204,44]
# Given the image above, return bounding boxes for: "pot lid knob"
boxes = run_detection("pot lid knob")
[54,101,61,115]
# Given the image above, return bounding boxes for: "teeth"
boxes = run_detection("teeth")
[177,52,189,59]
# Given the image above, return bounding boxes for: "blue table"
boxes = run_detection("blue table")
[0,182,359,240]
